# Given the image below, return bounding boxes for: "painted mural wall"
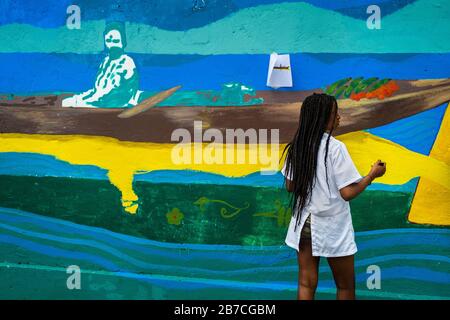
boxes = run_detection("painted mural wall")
[0,0,449,299]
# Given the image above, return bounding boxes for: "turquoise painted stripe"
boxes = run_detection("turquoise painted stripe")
[358,235,450,251]
[0,0,449,54]
[356,228,450,236]
[0,234,122,271]
[0,215,293,265]
[1,234,447,279]
[354,267,450,284]
[0,262,448,299]
[0,152,418,192]
[0,222,190,271]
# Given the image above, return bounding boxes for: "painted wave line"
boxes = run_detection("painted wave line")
[0,261,448,299]
[0,223,449,277]
[0,0,449,54]
[0,207,448,253]
[0,0,415,29]
[1,229,448,279]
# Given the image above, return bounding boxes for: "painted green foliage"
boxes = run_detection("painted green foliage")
[324,77,392,98]
[145,82,264,107]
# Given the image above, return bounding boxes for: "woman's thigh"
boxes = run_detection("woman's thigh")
[297,239,320,284]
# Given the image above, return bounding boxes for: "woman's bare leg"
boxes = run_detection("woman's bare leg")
[297,239,320,300]
[327,255,355,300]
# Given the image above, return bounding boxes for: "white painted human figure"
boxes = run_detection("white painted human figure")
[63,24,141,108]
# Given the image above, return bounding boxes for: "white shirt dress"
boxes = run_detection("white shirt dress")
[282,132,363,257]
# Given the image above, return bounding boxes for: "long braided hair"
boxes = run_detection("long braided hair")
[281,93,338,231]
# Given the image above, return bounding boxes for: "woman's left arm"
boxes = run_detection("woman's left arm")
[285,178,295,192]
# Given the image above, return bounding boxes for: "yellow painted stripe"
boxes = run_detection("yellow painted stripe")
[0,130,448,216]
[408,103,450,226]
[0,135,280,213]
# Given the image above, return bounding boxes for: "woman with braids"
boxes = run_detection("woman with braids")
[281,93,386,300]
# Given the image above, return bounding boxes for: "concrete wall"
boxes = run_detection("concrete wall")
[0,0,449,299]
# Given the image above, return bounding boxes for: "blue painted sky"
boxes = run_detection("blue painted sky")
[1,53,450,93]
[0,0,417,29]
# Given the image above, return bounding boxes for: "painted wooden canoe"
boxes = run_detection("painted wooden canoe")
[1,78,449,143]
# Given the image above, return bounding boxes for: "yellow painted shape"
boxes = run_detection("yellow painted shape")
[0,134,279,213]
[339,132,450,189]
[0,129,448,216]
[408,103,450,226]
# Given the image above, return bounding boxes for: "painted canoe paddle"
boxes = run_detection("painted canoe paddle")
[117,85,182,119]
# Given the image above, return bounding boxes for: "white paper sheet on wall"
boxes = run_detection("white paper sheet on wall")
[266,52,293,89]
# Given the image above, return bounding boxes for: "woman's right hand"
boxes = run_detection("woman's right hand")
[368,160,387,179]
[340,160,386,201]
